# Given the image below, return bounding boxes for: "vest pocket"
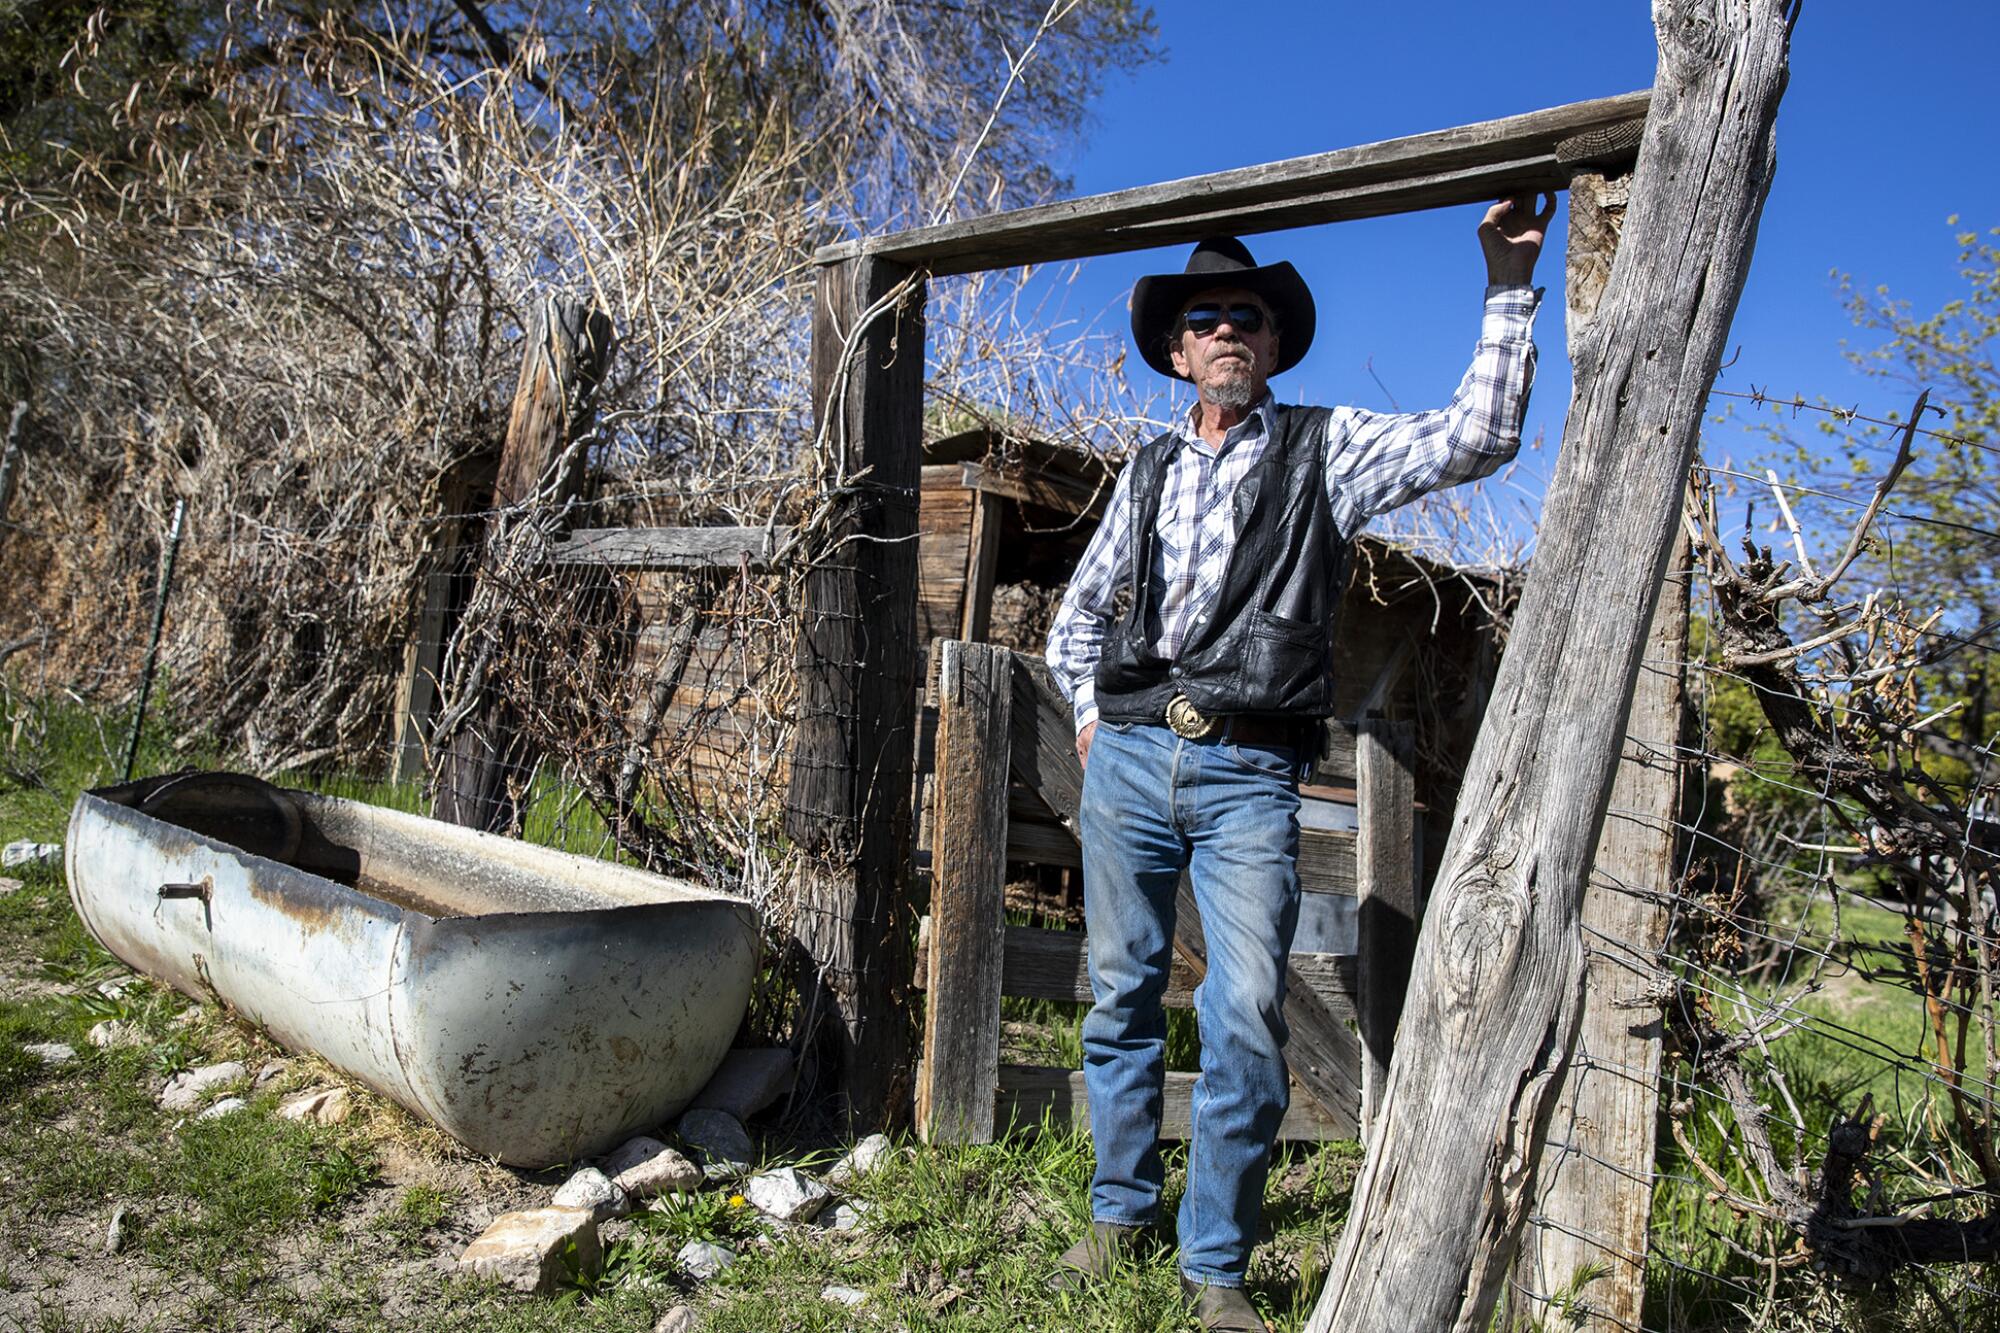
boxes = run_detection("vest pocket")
[1242,610,1328,706]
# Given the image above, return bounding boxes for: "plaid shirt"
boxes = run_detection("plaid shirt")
[1047,284,1540,732]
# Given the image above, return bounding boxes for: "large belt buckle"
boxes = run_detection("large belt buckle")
[1165,695,1219,740]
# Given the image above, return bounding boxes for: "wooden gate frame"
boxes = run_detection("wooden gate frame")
[912,640,1418,1144]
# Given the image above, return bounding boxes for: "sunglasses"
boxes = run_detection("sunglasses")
[1180,302,1268,337]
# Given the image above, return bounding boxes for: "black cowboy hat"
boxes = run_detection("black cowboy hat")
[1130,236,1316,380]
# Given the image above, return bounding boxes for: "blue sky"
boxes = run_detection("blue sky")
[1016,1,2000,526]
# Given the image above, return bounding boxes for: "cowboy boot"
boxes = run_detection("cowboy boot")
[1180,1277,1269,1332]
[1046,1221,1146,1292]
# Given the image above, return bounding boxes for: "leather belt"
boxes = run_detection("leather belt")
[1164,695,1300,748]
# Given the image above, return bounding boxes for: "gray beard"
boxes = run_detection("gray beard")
[1207,374,1254,411]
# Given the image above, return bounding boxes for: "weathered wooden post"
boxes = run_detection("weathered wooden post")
[787,254,926,1131]
[431,295,614,831]
[1506,155,1686,1330]
[1306,3,1792,1328]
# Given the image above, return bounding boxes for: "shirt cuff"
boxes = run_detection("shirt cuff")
[1480,284,1542,340]
[1073,681,1099,735]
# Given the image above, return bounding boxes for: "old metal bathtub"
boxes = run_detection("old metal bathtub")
[67,772,760,1167]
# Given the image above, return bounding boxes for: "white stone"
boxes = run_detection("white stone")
[95,977,136,1000]
[821,1285,868,1308]
[827,1133,895,1187]
[104,1204,129,1255]
[87,1021,131,1049]
[24,1042,75,1066]
[0,876,23,895]
[824,1200,869,1232]
[1,841,59,868]
[689,1048,794,1122]
[159,1060,248,1112]
[456,1207,600,1295]
[677,1108,754,1180]
[253,1060,289,1088]
[677,1240,736,1280]
[197,1096,248,1120]
[653,1307,700,1333]
[552,1167,630,1221]
[744,1166,829,1223]
[276,1086,351,1124]
[602,1135,701,1199]
[171,1006,203,1027]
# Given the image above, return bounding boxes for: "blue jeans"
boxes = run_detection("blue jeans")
[1078,719,1301,1287]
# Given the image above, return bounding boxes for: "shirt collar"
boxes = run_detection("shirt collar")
[1173,391,1277,458]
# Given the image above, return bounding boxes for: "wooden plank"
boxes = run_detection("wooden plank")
[913,918,1356,1017]
[997,1065,1350,1143]
[919,642,1013,1144]
[1355,718,1418,1137]
[547,525,788,571]
[1516,524,1685,1330]
[431,297,614,832]
[960,490,1003,642]
[815,92,1648,278]
[1009,653,1085,829]
[1307,5,1789,1326]
[1312,722,1360,784]
[959,461,1109,520]
[787,255,927,1133]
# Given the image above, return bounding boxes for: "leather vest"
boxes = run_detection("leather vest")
[1095,404,1349,723]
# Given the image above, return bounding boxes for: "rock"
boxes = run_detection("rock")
[196,1096,248,1120]
[689,1048,794,1122]
[253,1060,289,1088]
[170,1006,203,1027]
[743,1166,829,1223]
[0,876,22,895]
[159,1060,248,1112]
[276,1086,351,1124]
[1,840,60,869]
[95,977,136,1000]
[104,1205,129,1255]
[824,1199,868,1232]
[676,1240,736,1280]
[821,1285,868,1308]
[455,1207,600,1295]
[552,1167,630,1221]
[827,1133,895,1187]
[87,1021,132,1049]
[24,1042,76,1066]
[676,1108,754,1180]
[602,1135,701,1199]
[653,1307,701,1333]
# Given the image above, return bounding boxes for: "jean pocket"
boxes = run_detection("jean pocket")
[1226,741,1297,780]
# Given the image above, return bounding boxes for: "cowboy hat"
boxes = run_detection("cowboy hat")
[1130,236,1316,380]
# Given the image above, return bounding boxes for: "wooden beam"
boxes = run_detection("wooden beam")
[547,525,789,571]
[959,491,1003,642]
[997,1065,1347,1142]
[815,92,1648,278]
[787,255,927,1132]
[918,641,1012,1144]
[913,918,1356,1018]
[1307,4,1791,1328]
[430,296,613,832]
[1354,718,1418,1137]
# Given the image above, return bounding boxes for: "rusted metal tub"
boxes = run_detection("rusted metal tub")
[67,772,760,1167]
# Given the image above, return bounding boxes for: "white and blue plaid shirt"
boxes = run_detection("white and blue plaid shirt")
[1047,284,1540,733]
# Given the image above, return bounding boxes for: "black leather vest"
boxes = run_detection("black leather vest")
[1095,404,1349,723]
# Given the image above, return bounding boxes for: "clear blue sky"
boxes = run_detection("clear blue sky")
[1017,1,2000,524]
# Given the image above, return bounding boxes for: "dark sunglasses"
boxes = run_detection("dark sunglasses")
[1180,302,1268,337]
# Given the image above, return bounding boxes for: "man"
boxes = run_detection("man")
[1043,195,1554,1331]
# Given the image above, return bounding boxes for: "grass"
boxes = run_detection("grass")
[8,687,1998,1330]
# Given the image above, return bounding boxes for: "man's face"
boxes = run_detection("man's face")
[1168,285,1279,411]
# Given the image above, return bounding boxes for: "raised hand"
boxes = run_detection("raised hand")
[1477,192,1558,287]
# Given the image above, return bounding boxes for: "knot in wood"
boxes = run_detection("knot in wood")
[1433,867,1530,1003]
